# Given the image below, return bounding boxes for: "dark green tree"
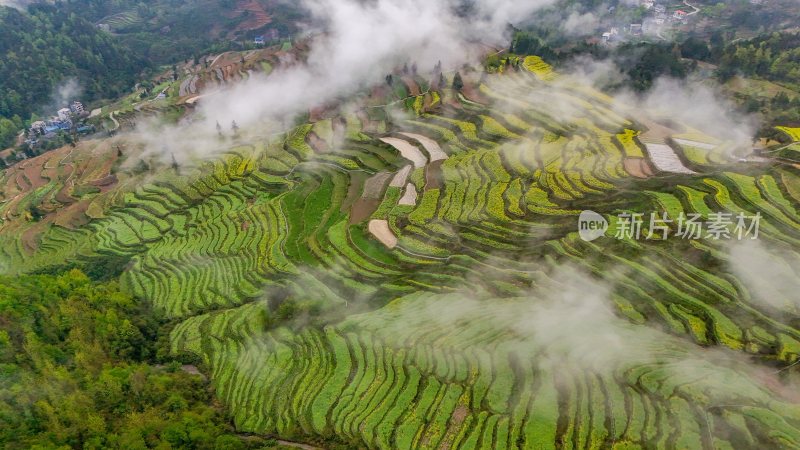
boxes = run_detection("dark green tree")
[452,72,464,91]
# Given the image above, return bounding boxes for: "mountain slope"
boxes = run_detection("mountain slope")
[2,58,800,448]
[0,4,145,122]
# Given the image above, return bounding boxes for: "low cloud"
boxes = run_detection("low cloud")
[134,0,561,161]
[729,239,800,315]
[0,0,35,10]
[562,11,601,36]
[552,57,757,148]
[52,78,82,109]
[198,0,558,129]
[624,77,757,146]
[357,263,786,399]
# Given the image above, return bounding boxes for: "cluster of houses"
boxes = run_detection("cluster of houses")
[642,0,693,27]
[25,101,93,146]
[600,0,696,44]
[601,24,642,43]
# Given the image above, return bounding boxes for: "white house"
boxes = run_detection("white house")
[70,101,84,114]
[57,108,71,122]
[30,121,46,134]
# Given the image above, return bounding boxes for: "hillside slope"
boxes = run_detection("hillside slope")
[0,4,144,123]
[2,58,800,448]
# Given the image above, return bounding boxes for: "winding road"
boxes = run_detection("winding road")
[683,0,700,16]
[108,111,120,133]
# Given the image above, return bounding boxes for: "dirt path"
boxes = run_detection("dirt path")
[760,141,800,155]
[184,94,204,105]
[209,53,226,68]
[672,138,716,150]
[109,111,120,133]
[276,440,324,450]
[683,0,700,16]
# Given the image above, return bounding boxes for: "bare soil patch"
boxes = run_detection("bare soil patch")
[89,174,118,187]
[21,221,48,254]
[401,76,421,96]
[54,180,77,205]
[22,162,47,190]
[461,83,490,105]
[425,160,444,190]
[54,200,91,229]
[623,158,652,179]
[439,405,469,450]
[398,183,418,206]
[230,0,272,35]
[307,132,329,152]
[350,198,380,225]
[362,172,391,199]
[399,132,448,161]
[368,219,398,249]
[380,137,427,168]
[638,117,682,144]
[390,165,413,187]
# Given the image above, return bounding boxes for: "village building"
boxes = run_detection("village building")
[70,101,84,114]
[29,121,46,135]
[57,108,71,122]
[44,119,71,134]
[602,28,620,43]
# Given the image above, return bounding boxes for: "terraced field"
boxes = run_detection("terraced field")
[2,58,800,449]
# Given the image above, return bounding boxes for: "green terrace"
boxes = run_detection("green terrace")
[1,57,800,449]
